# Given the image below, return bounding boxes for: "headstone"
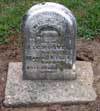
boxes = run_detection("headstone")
[21,2,76,80]
[4,2,96,107]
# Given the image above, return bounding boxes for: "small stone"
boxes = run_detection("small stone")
[20,2,77,80]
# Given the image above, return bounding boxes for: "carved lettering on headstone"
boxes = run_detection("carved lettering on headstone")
[21,2,77,80]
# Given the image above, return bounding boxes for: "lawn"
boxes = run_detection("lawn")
[0,0,100,43]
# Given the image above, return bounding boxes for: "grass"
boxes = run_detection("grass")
[0,0,100,43]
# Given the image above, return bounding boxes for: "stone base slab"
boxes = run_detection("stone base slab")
[4,61,96,107]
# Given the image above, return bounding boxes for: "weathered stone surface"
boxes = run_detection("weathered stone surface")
[4,61,96,107]
[20,2,77,80]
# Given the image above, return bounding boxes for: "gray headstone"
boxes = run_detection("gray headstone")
[20,2,77,80]
[4,2,96,107]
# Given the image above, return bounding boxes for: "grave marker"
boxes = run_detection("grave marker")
[4,2,96,107]
[21,2,76,80]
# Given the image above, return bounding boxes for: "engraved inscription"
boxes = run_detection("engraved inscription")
[25,28,72,73]
[21,2,77,79]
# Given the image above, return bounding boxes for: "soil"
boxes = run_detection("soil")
[0,34,100,111]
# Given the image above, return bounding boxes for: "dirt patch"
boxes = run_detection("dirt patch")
[0,35,100,111]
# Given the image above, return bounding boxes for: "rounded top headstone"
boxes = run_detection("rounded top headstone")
[21,2,76,33]
[21,2,77,80]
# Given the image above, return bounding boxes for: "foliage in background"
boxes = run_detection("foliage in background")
[0,0,100,43]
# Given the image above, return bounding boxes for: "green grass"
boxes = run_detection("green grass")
[0,0,100,43]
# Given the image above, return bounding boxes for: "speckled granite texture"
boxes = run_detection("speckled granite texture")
[4,61,96,107]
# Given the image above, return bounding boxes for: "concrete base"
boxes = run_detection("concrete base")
[4,61,96,107]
